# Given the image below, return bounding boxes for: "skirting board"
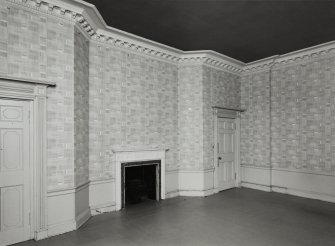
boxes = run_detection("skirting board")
[90,203,116,216]
[165,190,179,199]
[240,182,271,192]
[76,208,91,228]
[241,165,335,203]
[178,169,215,192]
[166,170,179,195]
[47,219,76,237]
[34,229,48,241]
[89,179,115,215]
[46,182,91,238]
[179,189,215,197]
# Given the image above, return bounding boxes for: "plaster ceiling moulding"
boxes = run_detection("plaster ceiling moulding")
[8,0,335,74]
[273,44,335,68]
[242,56,277,74]
[203,53,244,73]
[243,41,335,73]
[178,52,244,74]
[6,0,80,22]
[94,29,181,62]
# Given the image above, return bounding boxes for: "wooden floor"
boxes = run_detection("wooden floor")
[18,188,335,246]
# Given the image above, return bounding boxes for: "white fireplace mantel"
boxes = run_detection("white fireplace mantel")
[114,149,167,211]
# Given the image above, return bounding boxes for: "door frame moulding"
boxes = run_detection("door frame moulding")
[213,107,241,193]
[0,76,55,241]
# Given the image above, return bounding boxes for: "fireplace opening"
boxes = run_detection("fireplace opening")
[121,160,161,208]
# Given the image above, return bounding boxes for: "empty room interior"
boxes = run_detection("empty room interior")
[1,0,335,245]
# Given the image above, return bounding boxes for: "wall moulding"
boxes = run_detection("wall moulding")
[0,74,56,88]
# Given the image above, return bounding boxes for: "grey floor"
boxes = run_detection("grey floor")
[17,188,335,246]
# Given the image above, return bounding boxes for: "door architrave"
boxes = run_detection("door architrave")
[0,76,53,241]
[213,108,241,193]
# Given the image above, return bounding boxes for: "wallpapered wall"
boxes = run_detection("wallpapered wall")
[241,71,271,167]
[0,3,76,190]
[203,66,241,169]
[241,55,335,174]
[74,28,89,187]
[178,65,204,170]
[89,43,179,181]
[177,65,241,170]
[270,57,335,173]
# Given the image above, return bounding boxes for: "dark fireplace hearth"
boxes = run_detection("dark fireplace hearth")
[121,160,161,208]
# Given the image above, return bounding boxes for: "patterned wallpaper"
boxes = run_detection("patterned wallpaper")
[203,66,241,169]
[178,65,204,170]
[271,57,335,173]
[177,65,241,170]
[89,43,179,181]
[74,28,89,187]
[241,71,271,167]
[5,0,335,191]
[0,4,75,190]
[241,56,335,174]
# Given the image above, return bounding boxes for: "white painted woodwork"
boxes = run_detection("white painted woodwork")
[113,149,166,211]
[241,164,335,203]
[0,79,49,242]
[0,100,31,246]
[178,169,215,196]
[217,117,236,191]
[89,179,115,215]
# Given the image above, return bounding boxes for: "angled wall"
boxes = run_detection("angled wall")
[177,64,242,195]
[88,41,180,208]
[241,49,335,202]
[74,27,89,187]
[2,0,335,242]
[0,1,75,191]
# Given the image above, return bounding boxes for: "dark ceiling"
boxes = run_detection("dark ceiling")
[84,0,335,63]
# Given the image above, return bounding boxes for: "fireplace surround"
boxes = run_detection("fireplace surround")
[114,149,167,210]
[121,160,161,208]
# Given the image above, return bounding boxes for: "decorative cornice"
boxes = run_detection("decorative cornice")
[5,0,244,73]
[5,0,335,75]
[242,56,277,74]
[179,51,244,74]
[243,41,335,74]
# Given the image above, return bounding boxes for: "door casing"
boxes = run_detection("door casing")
[0,77,49,242]
[213,108,241,193]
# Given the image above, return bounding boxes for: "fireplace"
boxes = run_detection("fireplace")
[121,160,161,208]
[114,149,166,211]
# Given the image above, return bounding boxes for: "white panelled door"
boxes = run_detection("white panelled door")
[217,117,236,191]
[0,99,31,246]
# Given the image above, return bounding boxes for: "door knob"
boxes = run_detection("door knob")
[218,157,222,160]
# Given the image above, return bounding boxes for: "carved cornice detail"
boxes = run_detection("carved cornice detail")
[91,36,181,63]
[5,0,243,72]
[6,0,80,22]
[243,42,335,74]
[6,0,335,75]
[179,55,243,74]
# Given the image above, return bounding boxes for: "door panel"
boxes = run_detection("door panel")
[1,185,23,230]
[1,129,23,171]
[0,99,31,246]
[217,117,236,191]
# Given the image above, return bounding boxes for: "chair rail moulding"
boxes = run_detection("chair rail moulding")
[0,75,55,241]
[112,148,168,211]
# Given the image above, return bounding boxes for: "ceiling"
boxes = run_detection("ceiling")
[84,0,335,63]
